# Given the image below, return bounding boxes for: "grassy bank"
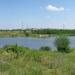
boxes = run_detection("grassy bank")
[0,45,75,75]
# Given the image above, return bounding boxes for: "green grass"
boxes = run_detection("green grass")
[0,46,75,75]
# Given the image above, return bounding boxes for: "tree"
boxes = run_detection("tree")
[55,36,70,53]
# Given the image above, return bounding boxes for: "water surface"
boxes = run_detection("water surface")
[0,36,75,49]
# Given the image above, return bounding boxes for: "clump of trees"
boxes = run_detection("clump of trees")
[31,29,75,35]
[55,36,70,53]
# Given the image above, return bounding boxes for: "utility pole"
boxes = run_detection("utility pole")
[63,24,65,30]
[20,22,24,33]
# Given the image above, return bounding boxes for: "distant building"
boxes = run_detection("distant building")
[39,34,49,38]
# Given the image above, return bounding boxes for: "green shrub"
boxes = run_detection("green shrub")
[55,36,70,53]
[3,44,27,56]
[40,46,51,51]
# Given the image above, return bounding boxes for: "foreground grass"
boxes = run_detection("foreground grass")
[0,46,75,75]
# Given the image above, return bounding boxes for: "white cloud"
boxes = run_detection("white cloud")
[46,4,64,12]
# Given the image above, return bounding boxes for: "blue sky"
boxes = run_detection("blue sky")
[0,0,75,29]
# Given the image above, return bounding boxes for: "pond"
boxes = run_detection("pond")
[0,36,75,49]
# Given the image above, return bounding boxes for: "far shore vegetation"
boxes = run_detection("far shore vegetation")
[0,29,75,37]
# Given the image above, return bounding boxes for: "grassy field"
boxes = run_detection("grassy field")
[0,45,75,75]
[0,30,26,37]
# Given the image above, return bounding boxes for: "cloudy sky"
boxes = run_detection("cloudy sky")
[0,0,75,29]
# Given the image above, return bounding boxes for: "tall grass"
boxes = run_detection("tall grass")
[0,45,75,75]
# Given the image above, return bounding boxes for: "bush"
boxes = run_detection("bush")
[40,46,51,51]
[55,36,70,53]
[3,44,27,55]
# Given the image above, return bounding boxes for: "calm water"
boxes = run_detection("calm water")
[0,36,75,49]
